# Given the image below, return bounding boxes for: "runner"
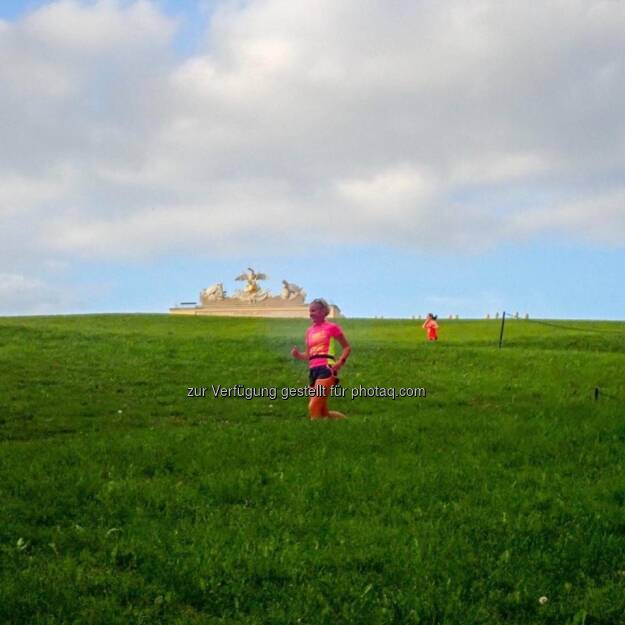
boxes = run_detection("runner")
[291,298,351,420]
[422,313,439,341]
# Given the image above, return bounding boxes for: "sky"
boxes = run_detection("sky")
[1,0,624,319]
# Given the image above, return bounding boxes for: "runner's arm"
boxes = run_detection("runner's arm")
[291,346,308,361]
[332,334,351,372]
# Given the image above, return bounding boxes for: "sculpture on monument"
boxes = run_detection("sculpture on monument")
[234,267,270,302]
[199,282,225,304]
[171,268,342,318]
[280,280,306,302]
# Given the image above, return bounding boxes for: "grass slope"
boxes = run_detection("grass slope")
[1,314,624,624]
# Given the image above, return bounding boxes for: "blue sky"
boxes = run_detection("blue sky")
[1,0,625,319]
[0,0,215,53]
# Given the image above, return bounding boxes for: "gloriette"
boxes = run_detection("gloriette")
[169,268,342,319]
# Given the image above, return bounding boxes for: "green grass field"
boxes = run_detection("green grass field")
[1,314,625,625]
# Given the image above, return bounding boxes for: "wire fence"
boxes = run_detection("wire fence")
[496,312,625,337]
[522,318,625,335]
[496,312,625,402]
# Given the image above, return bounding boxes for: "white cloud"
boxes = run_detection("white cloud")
[511,189,625,245]
[0,272,74,315]
[0,167,75,217]
[337,165,437,209]
[21,0,174,53]
[1,0,625,280]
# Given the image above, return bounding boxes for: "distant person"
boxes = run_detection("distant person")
[422,313,439,341]
[291,298,351,420]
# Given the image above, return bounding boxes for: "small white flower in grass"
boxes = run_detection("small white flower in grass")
[117,410,123,414]
[539,596,549,605]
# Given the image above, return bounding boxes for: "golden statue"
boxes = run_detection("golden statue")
[234,268,269,301]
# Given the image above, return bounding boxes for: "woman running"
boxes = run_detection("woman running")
[291,298,351,420]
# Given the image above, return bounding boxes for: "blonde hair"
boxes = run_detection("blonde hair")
[310,298,330,315]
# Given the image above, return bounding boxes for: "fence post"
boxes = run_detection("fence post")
[498,311,506,348]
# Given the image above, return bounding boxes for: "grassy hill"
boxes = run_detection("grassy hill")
[1,314,624,624]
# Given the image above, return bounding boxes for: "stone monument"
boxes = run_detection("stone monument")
[169,268,342,318]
